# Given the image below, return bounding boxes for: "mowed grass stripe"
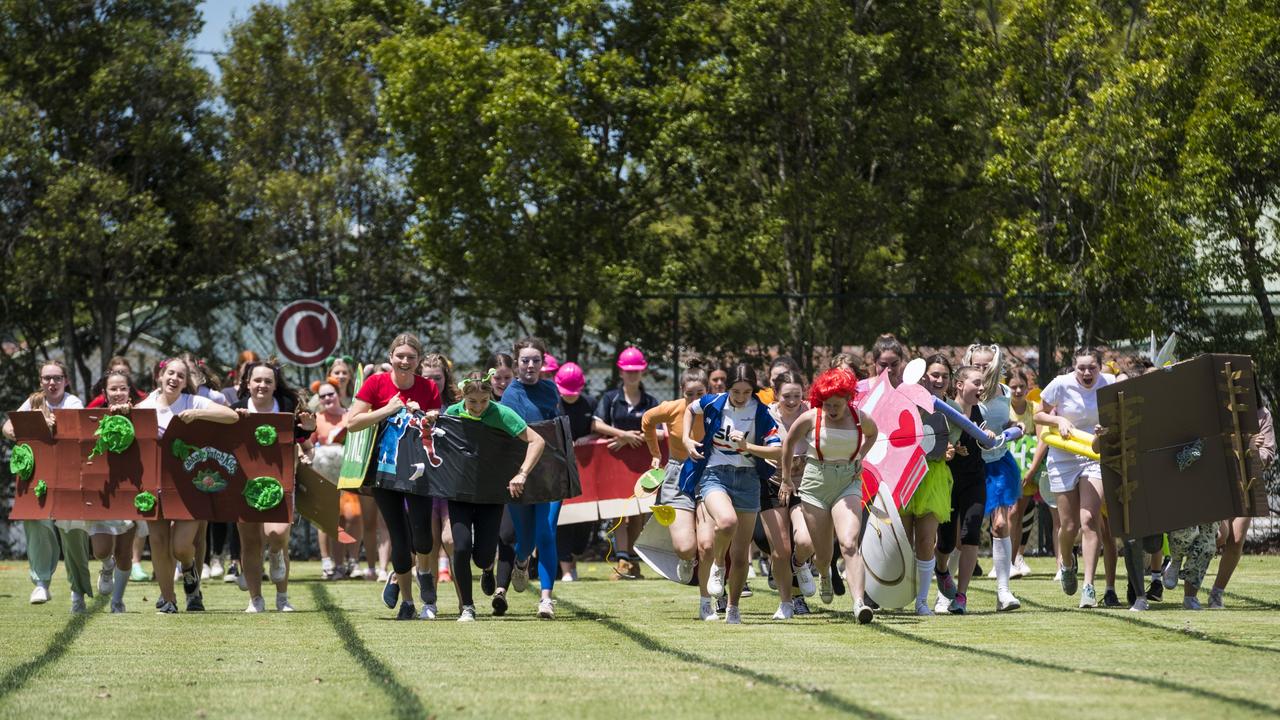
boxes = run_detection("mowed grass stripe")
[0,595,106,700]
[309,584,428,720]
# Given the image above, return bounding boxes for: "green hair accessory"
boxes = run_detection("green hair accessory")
[244,476,284,511]
[193,469,229,493]
[10,443,34,482]
[133,491,157,513]
[458,368,497,392]
[89,415,135,459]
[33,479,47,501]
[171,439,197,461]
[254,424,277,447]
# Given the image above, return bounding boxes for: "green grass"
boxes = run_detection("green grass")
[1,556,1279,719]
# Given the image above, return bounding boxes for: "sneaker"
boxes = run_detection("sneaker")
[987,565,997,579]
[794,562,817,597]
[863,593,879,610]
[210,557,224,579]
[30,584,50,604]
[1146,577,1164,602]
[915,598,934,616]
[1060,562,1078,596]
[741,582,753,598]
[675,558,695,584]
[223,562,239,583]
[201,563,211,581]
[537,598,555,619]
[186,590,205,612]
[561,573,575,582]
[321,557,335,580]
[512,560,530,593]
[831,565,846,596]
[758,556,771,583]
[700,597,718,621]
[268,550,287,583]
[110,600,126,614]
[1163,556,1181,589]
[973,562,984,576]
[481,568,496,596]
[458,605,476,622]
[382,574,400,609]
[98,559,115,595]
[1052,566,1063,582]
[1183,595,1203,611]
[934,593,951,614]
[793,596,811,616]
[276,594,294,612]
[130,564,151,582]
[767,572,777,591]
[157,599,178,614]
[1207,588,1225,610]
[854,599,874,624]
[419,604,437,620]
[997,588,1021,612]
[1014,555,1032,578]
[1079,584,1098,608]
[71,591,87,614]
[1103,588,1122,608]
[1129,597,1150,611]
[936,570,957,600]
[949,592,967,615]
[706,562,725,597]
[819,575,834,605]
[376,568,389,583]
[333,564,349,580]
[724,605,742,624]
[492,590,508,617]
[181,565,200,596]
[396,601,416,620]
[155,598,165,610]
[772,601,794,620]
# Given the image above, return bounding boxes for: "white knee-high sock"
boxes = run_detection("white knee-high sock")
[994,536,1012,592]
[916,558,935,604]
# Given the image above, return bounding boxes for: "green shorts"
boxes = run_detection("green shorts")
[799,457,860,511]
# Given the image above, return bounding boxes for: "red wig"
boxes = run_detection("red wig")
[809,368,860,408]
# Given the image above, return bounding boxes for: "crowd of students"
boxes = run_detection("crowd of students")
[3,332,1274,623]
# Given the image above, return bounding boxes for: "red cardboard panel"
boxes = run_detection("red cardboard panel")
[159,414,295,522]
[71,409,160,521]
[7,411,61,520]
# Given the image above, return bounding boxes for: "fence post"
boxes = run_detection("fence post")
[672,296,680,399]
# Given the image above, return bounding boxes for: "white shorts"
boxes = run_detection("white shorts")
[1048,459,1100,494]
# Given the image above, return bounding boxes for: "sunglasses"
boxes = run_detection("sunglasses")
[318,393,337,399]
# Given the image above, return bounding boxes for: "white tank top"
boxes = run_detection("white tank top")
[806,425,861,461]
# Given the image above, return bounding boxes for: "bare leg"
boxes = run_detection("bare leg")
[830,496,865,600]
[264,522,291,594]
[148,521,176,603]
[238,522,266,600]
[1212,517,1252,592]
[759,507,794,603]
[725,512,757,606]
[1056,487,1081,574]
[1078,476,1104,587]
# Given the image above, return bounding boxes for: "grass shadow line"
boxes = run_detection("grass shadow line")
[309,585,428,720]
[559,599,899,720]
[1220,591,1280,611]
[0,595,106,700]
[861,621,1279,716]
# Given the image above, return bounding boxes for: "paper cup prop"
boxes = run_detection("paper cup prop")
[862,479,916,609]
[244,476,285,512]
[88,415,135,459]
[1042,429,1099,460]
[633,468,664,499]
[857,370,928,508]
[10,443,34,482]
[633,515,695,585]
[254,424,277,446]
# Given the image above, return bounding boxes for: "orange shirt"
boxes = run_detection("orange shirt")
[641,398,705,463]
[313,408,347,446]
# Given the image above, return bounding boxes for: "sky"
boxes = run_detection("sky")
[192,1,256,76]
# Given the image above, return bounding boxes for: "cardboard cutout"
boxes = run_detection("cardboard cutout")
[561,440,661,523]
[633,514,696,585]
[295,463,340,536]
[337,365,374,490]
[159,414,296,522]
[862,479,917,609]
[856,371,928,508]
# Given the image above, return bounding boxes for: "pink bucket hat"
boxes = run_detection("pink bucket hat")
[555,362,585,395]
[616,346,648,372]
[541,353,560,374]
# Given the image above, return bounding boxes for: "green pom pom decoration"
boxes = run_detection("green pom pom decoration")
[89,414,135,459]
[193,469,228,493]
[244,476,284,512]
[33,479,47,501]
[171,439,196,461]
[133,491,157,513]
[9,443,34,482]
[254,424,277,447]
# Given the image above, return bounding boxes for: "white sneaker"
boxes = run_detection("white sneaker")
[1014,555,1032,578]
[375,568,389,583]
[419,604,437,620]
[794,562,817,597]
[268,550,287,583]
[915,599,934,616]
[201,563,211,581]
[276,594,294,612]
[854,599,874,624]
[700,598,717,621]
[245,596,265,613]
[1163,557,1181,589]
[772,601,794,620]
[512,560,530,593]
[706,563,725,597]
[70,591,87,614]
[934,594,951,614]
[537,598,555,619]
[458,605,476,622]
[209,557,224,579]
[819,574,833,605]
[1183,595,1203,611]
[997,588,1021,612]
[98,563,114,595]
[30,585,50,604]
[675,558,695,584]
[1129,598,1150,612]
[1207,588,1225,609]
[987,565,998,579]
[725,605,742,624]
[560,573,575,582]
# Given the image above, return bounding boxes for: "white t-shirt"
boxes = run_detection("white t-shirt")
[17,394,84,411]
[1038,372,1116,480]
[692,396,759,468]
[138,391,214,437]
[197,385,230,407]
[244,398,280,414]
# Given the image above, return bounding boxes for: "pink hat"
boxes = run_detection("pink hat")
[541,353,560,374]
[616,346,648,372]
[555,362,585,395]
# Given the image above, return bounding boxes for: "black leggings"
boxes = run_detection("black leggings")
[372,488,434,575]
[496,506,516,589]
[449,501,504,607]
[937,476,985,555]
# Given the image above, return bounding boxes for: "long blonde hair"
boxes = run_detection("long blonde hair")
[962,343,1004,403]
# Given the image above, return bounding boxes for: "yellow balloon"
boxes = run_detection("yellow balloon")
[652,505,676,526]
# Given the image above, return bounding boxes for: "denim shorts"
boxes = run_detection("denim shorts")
[699,464,761,513]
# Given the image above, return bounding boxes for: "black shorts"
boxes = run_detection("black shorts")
[760,474,801,512]
[937,472,985,553]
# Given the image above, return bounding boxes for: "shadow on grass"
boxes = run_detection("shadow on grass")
[969,586,1280,657]
[0,595,107,700]
[1222,591,1280,611]
[863,621,1280,716]
[559,599,899,720]
[310,585,427,720]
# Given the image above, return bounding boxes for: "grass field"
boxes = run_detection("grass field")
[1,556,1278,720]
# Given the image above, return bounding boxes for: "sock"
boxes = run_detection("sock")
[1106,584,1116,594]
[112,568,129,605]
[276,591,288,604]
[916,558,935,604]
[994,536,1011,592]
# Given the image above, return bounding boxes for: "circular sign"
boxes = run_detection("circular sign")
[273,300,341,367]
